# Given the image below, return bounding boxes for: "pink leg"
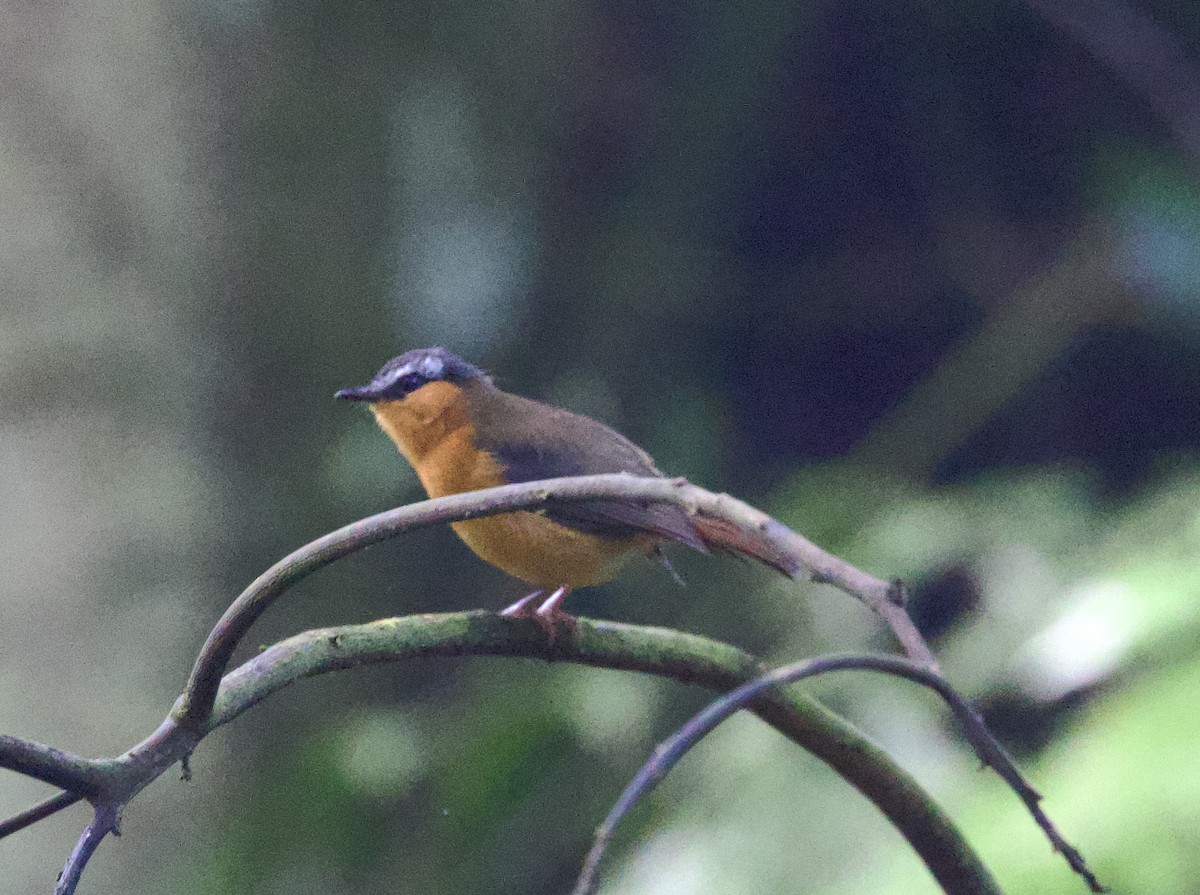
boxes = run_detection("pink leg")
[500,590,544,618]
[500,586,576,644]
[534,587,575,643]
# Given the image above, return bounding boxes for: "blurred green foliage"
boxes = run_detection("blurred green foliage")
[3,0,1200,893]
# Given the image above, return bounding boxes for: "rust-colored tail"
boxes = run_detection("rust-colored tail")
[691,515,800,577]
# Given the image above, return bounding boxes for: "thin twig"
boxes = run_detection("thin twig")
[56,803,122,895]
[177,474,937,731]
[0,791,83,840]
[574,654,1104,895]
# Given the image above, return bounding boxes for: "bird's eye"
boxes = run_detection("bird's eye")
[398,373,425,393]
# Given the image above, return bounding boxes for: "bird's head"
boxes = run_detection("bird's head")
[335,347,490,403]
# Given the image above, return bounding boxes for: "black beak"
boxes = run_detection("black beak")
[334,384,379,402]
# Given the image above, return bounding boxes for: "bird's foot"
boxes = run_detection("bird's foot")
[500,586,576,645]
[533,586,576,644]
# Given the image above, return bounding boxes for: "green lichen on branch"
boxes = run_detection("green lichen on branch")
[205,611,1000,895]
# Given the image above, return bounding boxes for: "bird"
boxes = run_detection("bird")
[335,347,797,637]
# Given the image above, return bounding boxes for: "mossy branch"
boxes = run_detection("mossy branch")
[178,473,936,734]
[0,475,1081,894]
[3,614,997,895]
[215,614,997,893]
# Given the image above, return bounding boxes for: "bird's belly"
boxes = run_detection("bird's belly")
[406,423,647,587]
[451,513,645,588]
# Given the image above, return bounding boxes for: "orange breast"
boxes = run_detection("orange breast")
[452,509,646,588]
[370,383,646,588]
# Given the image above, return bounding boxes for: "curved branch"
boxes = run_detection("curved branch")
[0,480,973,892]
[9,613,980,894]
[177,474,935,731]
[197,612,989,895]
[1024,0,1200,163]
[2,613,979,893]
[575,654,1103,895]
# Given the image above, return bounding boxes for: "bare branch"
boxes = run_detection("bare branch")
[0,791,83,840]
[56,803,122,895]
[1024,0,1200,163]
[0,736,108,799]
[575,654,1103,895]
[177,474,937,731]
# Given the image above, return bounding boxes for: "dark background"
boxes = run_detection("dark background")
[2,0,1198,892]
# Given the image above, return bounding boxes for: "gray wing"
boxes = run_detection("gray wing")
[472,390,707,551]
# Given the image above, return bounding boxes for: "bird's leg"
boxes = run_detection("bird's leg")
[500,587,576,644]
[534,586,575,643]
[500,590,544,618]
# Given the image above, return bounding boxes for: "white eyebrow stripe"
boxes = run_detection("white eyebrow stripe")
[380,354,445,387]
[419,355,444,377]
[380,363,414,387]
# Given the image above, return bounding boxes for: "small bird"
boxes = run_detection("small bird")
[336,347,796,636]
